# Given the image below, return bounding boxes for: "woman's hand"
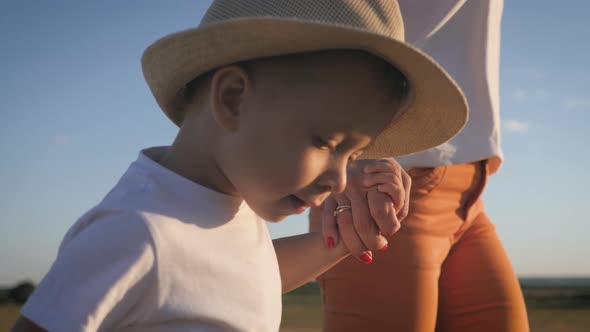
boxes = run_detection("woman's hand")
[322,158,411,263]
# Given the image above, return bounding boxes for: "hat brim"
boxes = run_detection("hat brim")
[142,19,468,158]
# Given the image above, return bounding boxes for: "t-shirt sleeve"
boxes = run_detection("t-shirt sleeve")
[397,0,467,45]
[21,212,157,332]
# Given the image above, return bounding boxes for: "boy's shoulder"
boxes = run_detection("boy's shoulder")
[58,147,177,253]
[60,145,261,254]
[22,207,159,332]
[59,206,155,253]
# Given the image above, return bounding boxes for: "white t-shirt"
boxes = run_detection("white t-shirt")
[396,0,504,174]
[22,147,282,332]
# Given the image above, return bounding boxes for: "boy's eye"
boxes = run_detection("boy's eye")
[312,135,332,150]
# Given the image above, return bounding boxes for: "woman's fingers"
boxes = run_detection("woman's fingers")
[332,193,376,264]
[347,190,388,252]
[368,189,401,238]
[397,170,412,221]
[321,197,339,248]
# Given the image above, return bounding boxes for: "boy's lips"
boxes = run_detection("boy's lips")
[304,194,331,208]
[284,194,327,215]
[291,194,326,209]
[289,195,309,214]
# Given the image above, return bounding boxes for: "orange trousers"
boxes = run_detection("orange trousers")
[310,161,530,332]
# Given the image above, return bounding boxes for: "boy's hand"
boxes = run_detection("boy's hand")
[322,158,411,263]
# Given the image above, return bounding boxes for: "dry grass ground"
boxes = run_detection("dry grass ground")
[2,302,589,331]
[281,302,590,332]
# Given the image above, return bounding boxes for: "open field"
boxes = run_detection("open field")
[2,279,590,331]
[279,280,590,332]
[2,303,589,331]
[280,300,590,332]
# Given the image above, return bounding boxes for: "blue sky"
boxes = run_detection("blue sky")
[0,0,588,284]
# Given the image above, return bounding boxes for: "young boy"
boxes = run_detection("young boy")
[12,0,467,331]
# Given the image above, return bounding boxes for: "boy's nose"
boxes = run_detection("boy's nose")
[322,162,347,194]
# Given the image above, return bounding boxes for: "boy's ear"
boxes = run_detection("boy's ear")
[209,65,250,132]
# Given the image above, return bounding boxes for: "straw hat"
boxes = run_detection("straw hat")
[142,0,468,158]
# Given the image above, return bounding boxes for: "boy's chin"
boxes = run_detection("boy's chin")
[265,215,288,223]
[249,197,311,222]
[257,209,289,223]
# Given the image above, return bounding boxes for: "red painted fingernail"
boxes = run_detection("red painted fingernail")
[387,231,396,238]
[379,243,388,251]
[360,252,373,264]
[326,236,335,249]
